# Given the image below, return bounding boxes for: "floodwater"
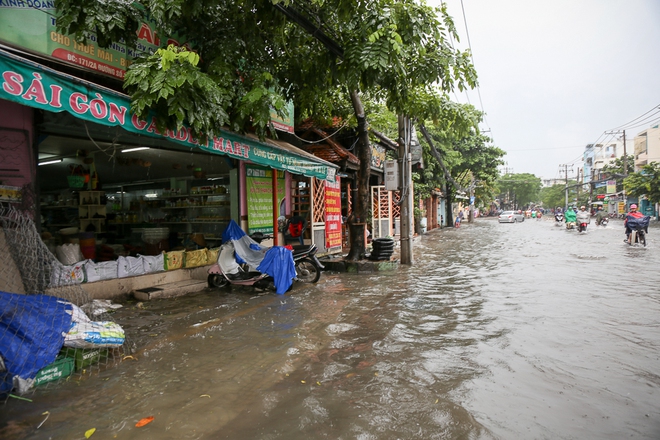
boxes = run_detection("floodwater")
[2,217,660,439]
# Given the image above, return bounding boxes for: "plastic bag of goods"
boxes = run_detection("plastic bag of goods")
[64,304,125,348]
[141,253,164,273]
[50,261,85,286]
[184,249,208,268]
[117,255,146,278]
[84,260,118,283]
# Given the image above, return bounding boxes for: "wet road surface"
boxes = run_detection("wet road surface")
[2,216,660,439]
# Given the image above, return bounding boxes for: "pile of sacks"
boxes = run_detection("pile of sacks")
[51,254,165,286]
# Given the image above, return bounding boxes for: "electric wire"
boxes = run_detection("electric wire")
[607,104,660,131]
[459,0,491,136]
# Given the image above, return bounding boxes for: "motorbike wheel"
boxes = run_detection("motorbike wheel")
[295,258,321,283]
[208,274,230,289]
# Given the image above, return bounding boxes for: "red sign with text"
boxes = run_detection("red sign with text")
[325,178,342,248]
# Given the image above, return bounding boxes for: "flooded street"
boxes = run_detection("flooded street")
[2,217,660,439]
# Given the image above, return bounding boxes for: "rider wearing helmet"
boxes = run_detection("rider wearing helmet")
[595,206,607,225]
[576,205,590,224]
[624,204,644,241]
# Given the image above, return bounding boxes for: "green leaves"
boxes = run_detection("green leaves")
[624,162,660,204]
[124,46,230,139]
[55,0,142,48]
[54,0,480,141]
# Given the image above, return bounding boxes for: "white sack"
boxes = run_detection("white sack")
[140,253,164,273]
[117,255,146,278]
[84,260,118,283]
[50,261,85,286]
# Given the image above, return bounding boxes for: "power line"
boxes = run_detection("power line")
[608,104,660,131]
[458,0,491,135]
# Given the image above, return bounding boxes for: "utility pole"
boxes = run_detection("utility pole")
[560,164,573,209]
[397,115,413,265]
[576,168,581,204]
[589,168,595,207]
[623,130,627,175]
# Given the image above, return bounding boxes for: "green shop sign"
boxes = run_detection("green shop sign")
[0,51,336,181]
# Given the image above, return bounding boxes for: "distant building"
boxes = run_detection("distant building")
[542,178,565,187]
[633,125,660,171]
[583,140,625,182]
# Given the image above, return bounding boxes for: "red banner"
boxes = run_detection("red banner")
[325,178,342,248]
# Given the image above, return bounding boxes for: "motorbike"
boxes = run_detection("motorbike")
[565,221,576,230]
[207,221,323,292]
[554,213,564,225]
[626,216,650,247]
[597,217,609,226]
[577,222,588,233]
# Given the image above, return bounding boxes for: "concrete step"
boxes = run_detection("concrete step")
[133,279,208,300]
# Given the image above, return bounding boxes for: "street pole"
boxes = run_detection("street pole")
[560,163,573,210]
[623,130,627,175]
[398,115,413,265]
[623,130,627,210]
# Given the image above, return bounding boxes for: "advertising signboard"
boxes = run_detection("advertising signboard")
[0,50,337,181]
[0,2,182,79]
[325,178,342,248]
[246,166,285,234]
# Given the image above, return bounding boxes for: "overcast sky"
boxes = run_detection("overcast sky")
[429,0,660,180]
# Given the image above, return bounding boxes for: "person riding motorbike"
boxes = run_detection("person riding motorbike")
[595,206,607,225]
[564,206,577,228]
[576,206,590,224]
[576,205,590,231]
[624,204,645,241]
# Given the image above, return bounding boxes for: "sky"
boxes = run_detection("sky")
[428,0,660,180]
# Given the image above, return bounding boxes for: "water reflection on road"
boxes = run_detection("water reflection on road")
[2,218,660,439]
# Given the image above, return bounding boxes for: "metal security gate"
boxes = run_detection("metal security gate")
[371,186,400,239]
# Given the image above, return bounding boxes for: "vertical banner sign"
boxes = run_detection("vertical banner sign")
[606,180,617,194]
[246,166,285,234]
[325,178,342,248]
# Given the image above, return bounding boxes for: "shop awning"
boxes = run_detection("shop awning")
[0,48,337,182]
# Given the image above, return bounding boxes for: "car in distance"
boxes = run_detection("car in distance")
[498,210,525,223]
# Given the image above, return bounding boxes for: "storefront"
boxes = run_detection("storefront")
[0,48,338,262]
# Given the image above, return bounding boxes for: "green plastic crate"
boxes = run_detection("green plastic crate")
[34,357,74,386]
[60,347,109,370]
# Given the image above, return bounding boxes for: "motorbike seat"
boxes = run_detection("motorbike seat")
[291,244,316,257]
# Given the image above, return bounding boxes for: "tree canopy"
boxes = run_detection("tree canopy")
[496,173,541,209]
[624,162,660,205]
[54,0,477,140]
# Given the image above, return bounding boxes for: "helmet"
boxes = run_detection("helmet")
[630,204,637,209]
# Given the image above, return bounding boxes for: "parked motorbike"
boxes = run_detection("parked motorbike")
[626,216,651,247]
[207,226,323,292]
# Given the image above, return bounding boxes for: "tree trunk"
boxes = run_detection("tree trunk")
[445,193,454,228]
[346,90,371,261]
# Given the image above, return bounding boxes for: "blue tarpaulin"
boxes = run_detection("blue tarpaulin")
[221,220,295,294]
[258,247,296,295]
[0,291,72,394]
[627,215,650,230]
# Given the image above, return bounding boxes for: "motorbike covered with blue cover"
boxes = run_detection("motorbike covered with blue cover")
[221,220,296,294]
